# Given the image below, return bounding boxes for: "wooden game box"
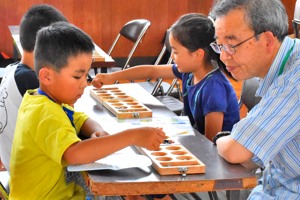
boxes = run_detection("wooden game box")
[90,86,152,119]
[138,143,206,176]
[92,50,105,62]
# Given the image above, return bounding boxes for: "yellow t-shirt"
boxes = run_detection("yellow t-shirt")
[9,89,89,200]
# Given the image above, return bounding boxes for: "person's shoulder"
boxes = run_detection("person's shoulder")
[0,62,19,84]
[203,70,234,91]
[3,62,19,75]
[15,64,36,79]
[15,63,33,73]
[206,69,226,82]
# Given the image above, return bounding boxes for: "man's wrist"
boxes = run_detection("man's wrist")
[212,131,231,145]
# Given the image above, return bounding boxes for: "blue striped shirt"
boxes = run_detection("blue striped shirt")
[231,37,300,199]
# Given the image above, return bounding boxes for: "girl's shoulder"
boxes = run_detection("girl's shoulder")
[205,69,228,83]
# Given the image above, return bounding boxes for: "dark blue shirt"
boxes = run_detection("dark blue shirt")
[172,64,240,134]
[15,63,39,96]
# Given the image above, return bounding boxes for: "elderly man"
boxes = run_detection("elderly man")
[210,0,300,199]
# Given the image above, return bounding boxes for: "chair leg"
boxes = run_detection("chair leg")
[207,191,218,200]
[168,194,178,200]
[94,68,98,75]
[189,192,203,200]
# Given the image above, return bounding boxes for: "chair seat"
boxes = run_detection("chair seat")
[137,81,171,95]
[155,95,183,116]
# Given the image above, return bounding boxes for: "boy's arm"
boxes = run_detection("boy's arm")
[79,118,109,139]
[64,127,166,165]
[216,136,259,170]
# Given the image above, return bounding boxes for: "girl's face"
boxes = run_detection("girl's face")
[169,32,200,73]
[46,53,92,105]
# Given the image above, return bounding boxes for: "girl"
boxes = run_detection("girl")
[92,13,240,141]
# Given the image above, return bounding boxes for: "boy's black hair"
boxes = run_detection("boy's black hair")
[20,4,68,52]
[34,21,95,74]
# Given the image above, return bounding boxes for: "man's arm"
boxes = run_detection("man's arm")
[216,136,259,170]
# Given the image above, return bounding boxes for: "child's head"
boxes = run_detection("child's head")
[170,13,233,79]
[35,22,94,104]
[20,4,68,52]
[35,21,94,73]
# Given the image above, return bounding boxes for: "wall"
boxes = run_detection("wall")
[0,0,296,60]
[0,0,212,60]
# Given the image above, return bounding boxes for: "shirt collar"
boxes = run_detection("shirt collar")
[257,36,294,97]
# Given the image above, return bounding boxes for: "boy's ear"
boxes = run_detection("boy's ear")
[38,67,53,85]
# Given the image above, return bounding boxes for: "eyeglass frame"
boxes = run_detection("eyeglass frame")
[210,32,262,55]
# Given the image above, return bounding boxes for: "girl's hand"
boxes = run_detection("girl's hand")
[92,74,115,88]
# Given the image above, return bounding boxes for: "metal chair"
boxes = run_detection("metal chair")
[105,19,151,74]
[292,0,300,38]
[138,29,182,98]
[239,77,262,112]
[136,29,173,95]
[136,29,183,115]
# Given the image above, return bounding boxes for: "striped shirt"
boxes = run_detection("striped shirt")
[231,36,300,199]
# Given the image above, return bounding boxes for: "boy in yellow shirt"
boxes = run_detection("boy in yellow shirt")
[9,21,166,200]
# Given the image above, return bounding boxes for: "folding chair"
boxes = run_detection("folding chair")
[238,77,262,112]
[293,19,300,38]
[292,0,300,38]
[137,29,182,98]
[104,19,151,74]
[136,29,173,95]
[136,29,184,115]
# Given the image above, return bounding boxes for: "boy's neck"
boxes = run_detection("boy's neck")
[20,51,34,70]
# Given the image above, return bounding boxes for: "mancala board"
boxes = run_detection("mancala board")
[138,143,205,175]
[90,86,152,119]
[92,50,105,62]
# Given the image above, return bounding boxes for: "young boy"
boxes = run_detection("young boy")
[9,22,166,199]
[0,4,68,172]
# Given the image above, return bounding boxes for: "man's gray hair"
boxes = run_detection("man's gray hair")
[209,0,288,41]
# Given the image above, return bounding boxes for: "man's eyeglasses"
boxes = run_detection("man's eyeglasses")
[210,33,262,55]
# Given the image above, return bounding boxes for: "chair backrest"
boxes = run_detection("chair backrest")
[153,29,172,66]
[151,29,173,95]
[239,77,262,111]
[150,29,182,100]
[108,19,151,70]
[293,0,300,38]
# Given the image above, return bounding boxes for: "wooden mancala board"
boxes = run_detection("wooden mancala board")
[90,86,152,119]
[92,50,105,62]
[138,143,205,175]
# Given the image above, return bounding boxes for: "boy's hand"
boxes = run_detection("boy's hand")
[92,74,115,88]
[133,127,167,151]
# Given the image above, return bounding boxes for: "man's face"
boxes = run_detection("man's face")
[214,9,268,80]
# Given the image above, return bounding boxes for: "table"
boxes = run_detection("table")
[8,25,115,73]
[75,83,257,198]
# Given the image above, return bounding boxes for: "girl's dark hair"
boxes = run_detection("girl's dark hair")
[170,13,235,80]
